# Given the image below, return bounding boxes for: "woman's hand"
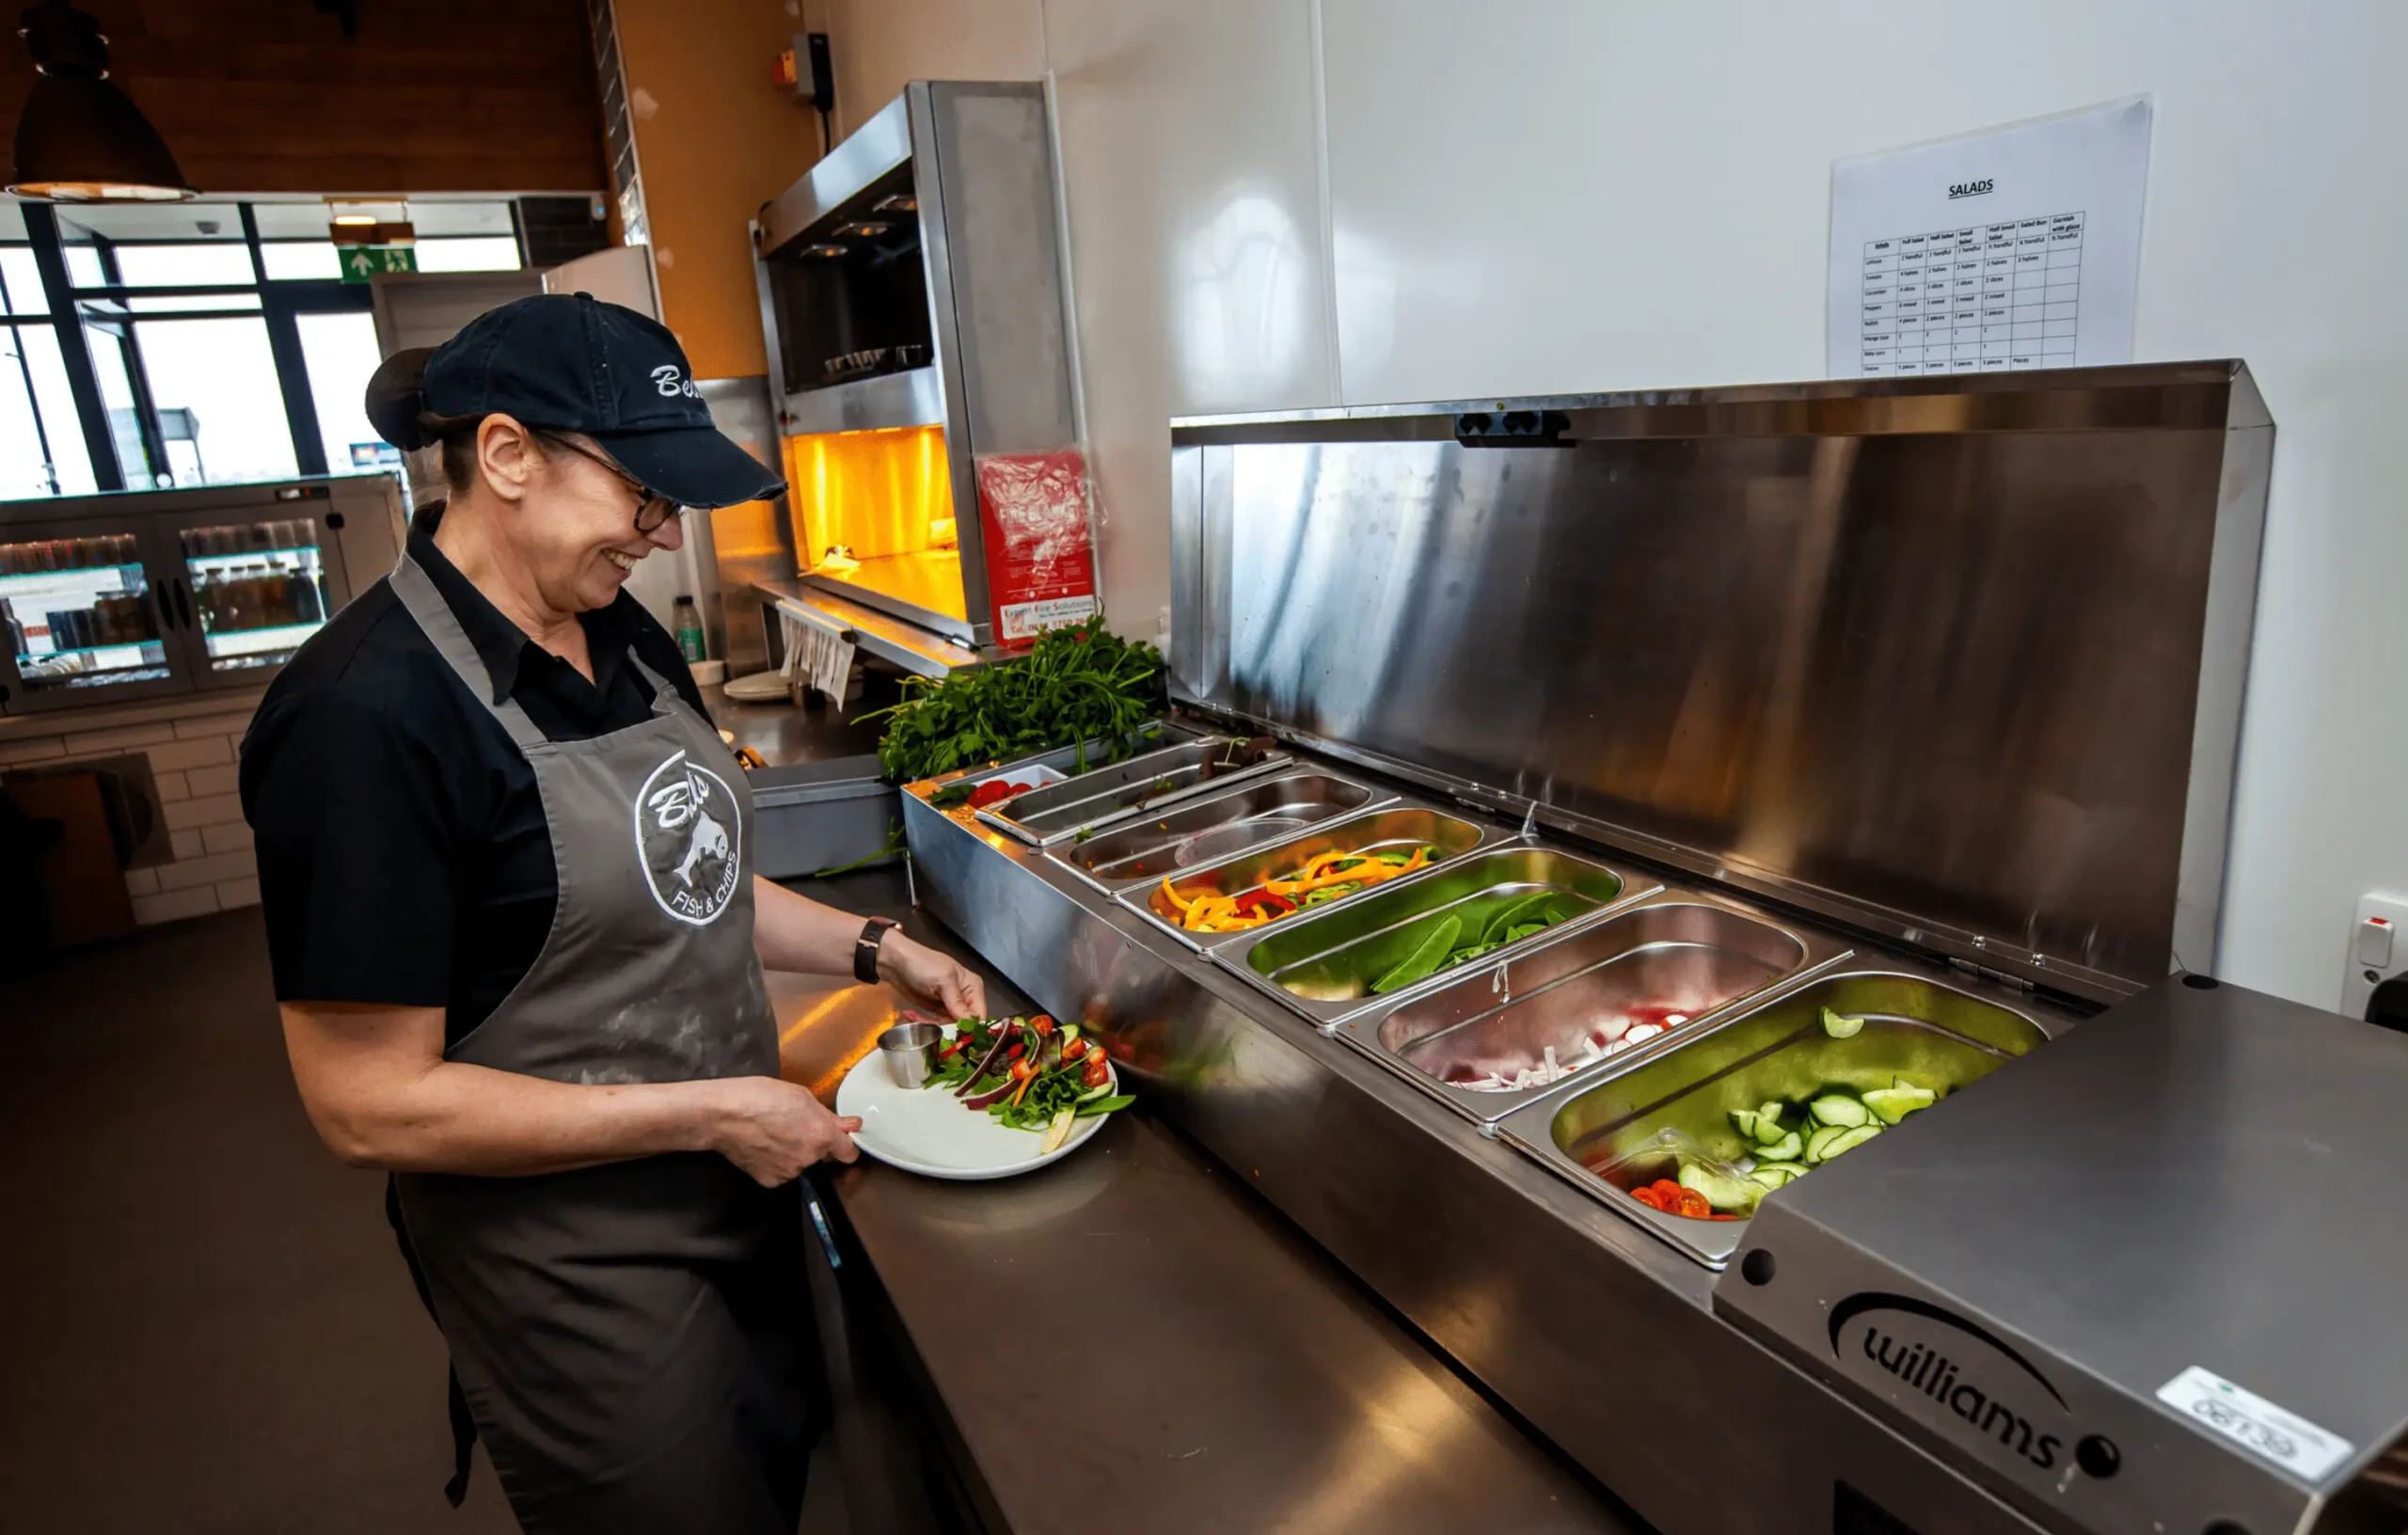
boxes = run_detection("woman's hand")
[878,933,988,1021]
[706,1076,862,1185]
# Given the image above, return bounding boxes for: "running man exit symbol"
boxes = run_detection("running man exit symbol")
[340,246,418,282]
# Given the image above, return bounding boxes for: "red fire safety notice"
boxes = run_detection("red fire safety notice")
[975,450,1099,642]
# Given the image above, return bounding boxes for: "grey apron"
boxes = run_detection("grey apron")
[385,550,816,1533]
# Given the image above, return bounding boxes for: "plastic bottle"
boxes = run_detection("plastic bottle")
[673,594,705,664]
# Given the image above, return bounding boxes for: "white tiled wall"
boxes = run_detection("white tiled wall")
[0,705,262,926]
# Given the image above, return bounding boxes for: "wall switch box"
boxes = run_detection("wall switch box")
[2340,892,2408,1020]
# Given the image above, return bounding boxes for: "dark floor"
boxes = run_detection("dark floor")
[0,910,520,1533]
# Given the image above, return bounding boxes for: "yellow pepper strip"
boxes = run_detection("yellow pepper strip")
[1160,877,1197,915]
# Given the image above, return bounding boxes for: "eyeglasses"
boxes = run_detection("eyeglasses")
[546,435,683,533]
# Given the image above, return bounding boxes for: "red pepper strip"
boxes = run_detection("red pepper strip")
[1006,1042,1024,1061]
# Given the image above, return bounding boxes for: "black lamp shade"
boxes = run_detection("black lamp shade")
[8,2,195,202]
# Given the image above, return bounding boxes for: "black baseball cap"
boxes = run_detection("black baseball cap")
[365,292,784,510]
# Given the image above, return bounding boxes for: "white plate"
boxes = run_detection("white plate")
[835,1046,1118,1180]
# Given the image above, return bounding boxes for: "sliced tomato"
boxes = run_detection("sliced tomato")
[1029,1014,1056,1036]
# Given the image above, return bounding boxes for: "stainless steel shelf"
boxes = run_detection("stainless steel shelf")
[778,367,943,436]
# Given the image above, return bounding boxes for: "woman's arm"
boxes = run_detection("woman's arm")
[751,876,987,1019]
[281,1000,859,1184]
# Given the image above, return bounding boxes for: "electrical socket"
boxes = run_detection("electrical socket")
[2339,892,2408,1021]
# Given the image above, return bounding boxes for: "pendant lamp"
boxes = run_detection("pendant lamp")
[8,0,196,202]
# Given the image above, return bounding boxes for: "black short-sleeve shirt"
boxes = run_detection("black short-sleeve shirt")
[239,510,707,1047]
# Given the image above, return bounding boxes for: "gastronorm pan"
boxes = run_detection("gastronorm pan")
[1335,892,1851,1127]
[1496,970,2052,1269]
[974,736,1292,847]
[908,718,1205,811]
[1119,805,1491,952]
[1211,844,1652,1028]
[1046,770,1392,894]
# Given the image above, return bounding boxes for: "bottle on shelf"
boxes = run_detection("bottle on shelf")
[673,595,706,664]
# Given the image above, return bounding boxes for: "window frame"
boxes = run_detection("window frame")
[6,199,528,495]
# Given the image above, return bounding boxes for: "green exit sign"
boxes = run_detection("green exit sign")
[339,245,418,283]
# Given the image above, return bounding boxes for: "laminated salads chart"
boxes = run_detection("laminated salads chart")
[1828,98,2151,379]
[1857,214,2087,374]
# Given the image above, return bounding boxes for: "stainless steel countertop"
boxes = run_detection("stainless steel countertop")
[770,868,1636,1534]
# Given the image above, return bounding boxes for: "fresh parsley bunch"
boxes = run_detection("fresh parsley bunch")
[866,617,1169,783]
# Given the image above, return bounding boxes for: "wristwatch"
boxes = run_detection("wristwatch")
[854,916,899,984]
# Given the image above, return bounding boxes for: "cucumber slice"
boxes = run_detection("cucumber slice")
[1752,1131,1803,1163]
[1677,1161,1763,1214]
[1823,1124,1883,1160]
[1861,1085,1937,1124]
[1038,1105,1079,1154]
[1754,1102,1789,1140]
[1748,1163,1807,1190]
[1730,1108,1761,1141]
[1821,1006,1867,1039]
[1804,1125,1848,1163]
[1809,1093,1870,1129]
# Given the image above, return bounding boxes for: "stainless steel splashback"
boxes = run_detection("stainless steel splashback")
[1168,363,2273,1002]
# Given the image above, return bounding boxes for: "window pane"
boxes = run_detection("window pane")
[81,324,159,485]
[0,248,46,316]
[295,310,387,474]
[0,324,97,496]
[261,241,341,281]
[0,326,59,496]
[55,205,245,243]
[131,317,298,486]
[62,244,104,289]
[413,237,522,273]
[410,202,517,239]
[107,243,259,288]
[250,203,340,240]
[126,293,262,313]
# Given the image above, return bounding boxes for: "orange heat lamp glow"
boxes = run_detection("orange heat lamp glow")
[782,424,955,570]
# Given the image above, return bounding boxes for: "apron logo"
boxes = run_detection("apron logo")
[636,751,741,926]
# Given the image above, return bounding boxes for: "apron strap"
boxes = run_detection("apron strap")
[389,548,549,752]
[627,653,705,726]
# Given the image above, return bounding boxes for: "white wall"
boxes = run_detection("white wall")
[812,0,2408,1011]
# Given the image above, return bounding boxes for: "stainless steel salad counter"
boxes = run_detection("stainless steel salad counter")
[899,366,2408,1535]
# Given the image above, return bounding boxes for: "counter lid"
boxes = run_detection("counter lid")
[1165,361,2271,1003]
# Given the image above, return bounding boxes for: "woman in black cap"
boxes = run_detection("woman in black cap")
[240,293,984,1532]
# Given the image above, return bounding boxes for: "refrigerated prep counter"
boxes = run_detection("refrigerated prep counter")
[896,365,2408,1535]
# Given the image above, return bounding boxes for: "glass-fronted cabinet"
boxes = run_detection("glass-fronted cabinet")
[0,527,179,706]
[169,516,337,685]
[0,475,404,714]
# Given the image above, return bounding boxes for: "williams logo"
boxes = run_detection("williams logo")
[1948,178,1996,200]
[1830,1293,2079,1475]
[636,751,741,926]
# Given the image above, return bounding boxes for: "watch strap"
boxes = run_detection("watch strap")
[854,916,898,984]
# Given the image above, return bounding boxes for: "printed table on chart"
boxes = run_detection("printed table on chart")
[1860,212,2084,375]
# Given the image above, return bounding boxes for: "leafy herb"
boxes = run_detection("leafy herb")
[865,617,1168,783]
